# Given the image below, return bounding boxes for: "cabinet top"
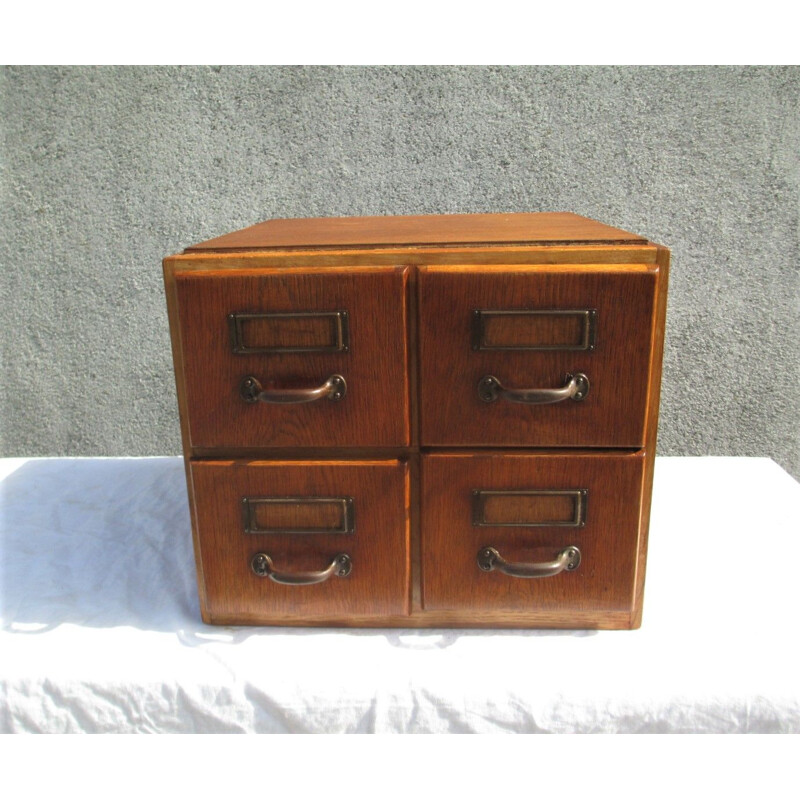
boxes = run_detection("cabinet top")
[185,212,648,252]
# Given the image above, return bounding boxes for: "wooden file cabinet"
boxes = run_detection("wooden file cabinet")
[163,212,669,628]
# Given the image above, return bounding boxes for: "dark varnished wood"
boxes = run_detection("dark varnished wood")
[418,265,657,448]
[190,460,411,621]
[421,451,646,616]
[175,266,410,449]
[163,213,668,629]
[186,212,647,252]
[631,244,671,628]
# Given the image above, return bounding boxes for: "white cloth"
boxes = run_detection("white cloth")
[1,456,798,733]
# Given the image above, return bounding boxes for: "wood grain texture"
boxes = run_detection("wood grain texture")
[199,608,633,629]
[185,212,647,252]
[630,244,671,628]
[163,215,668,629]
[163,261,211,620]
[191,460,411,621]
[418,265,657,447]
[421,451,646,616]
[167,244,659,273]
[175,266,410,449]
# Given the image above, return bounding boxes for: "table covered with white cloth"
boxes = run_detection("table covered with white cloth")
[1,456,798,733]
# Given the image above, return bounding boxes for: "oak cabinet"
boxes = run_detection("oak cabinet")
[164,212,669,628]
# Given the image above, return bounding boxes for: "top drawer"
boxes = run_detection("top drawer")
[175,266,410,449]
[418,265,658,448]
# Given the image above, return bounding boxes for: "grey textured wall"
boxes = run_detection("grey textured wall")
[1,66,798,477]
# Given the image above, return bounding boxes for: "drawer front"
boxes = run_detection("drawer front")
[421,452,645,615]
[191,460,410,621]
[418,266,657,447]
[176,267,409,448]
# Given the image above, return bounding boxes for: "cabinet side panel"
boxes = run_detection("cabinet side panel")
[631,245,670,628]
[163,256,210,620]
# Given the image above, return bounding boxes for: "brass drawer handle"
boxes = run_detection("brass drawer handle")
[251,552,352,585]
[240,374,346,404]
[477,373,589,404]
[477,546,581,578]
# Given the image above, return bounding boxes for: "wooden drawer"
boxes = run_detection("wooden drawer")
[421,451,646,616]
[418,265,657,447]
[175,266,410,449]
[190,459,411,623]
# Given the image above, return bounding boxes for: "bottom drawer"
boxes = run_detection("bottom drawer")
[421,452,646,616]
[190,459,410,623]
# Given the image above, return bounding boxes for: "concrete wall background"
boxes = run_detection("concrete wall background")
[1,66,798,477]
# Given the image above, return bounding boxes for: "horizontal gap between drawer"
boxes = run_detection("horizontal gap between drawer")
[189,445,644,462]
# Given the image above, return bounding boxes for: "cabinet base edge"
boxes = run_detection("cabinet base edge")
[201,611,637,630]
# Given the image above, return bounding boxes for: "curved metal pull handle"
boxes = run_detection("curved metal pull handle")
[240,374,346,404]
[251,552,352,585]
[478,373,589,404]
[477,546,581,578]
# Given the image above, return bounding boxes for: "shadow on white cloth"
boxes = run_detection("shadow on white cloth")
[0,458,199,633]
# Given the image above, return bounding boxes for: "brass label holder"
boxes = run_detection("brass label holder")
[241,496,356,535]
[471,309,597,351]
[471,489,588,528]
[228,310,350,354]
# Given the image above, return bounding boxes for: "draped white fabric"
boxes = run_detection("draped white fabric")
[1,456,798,733]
